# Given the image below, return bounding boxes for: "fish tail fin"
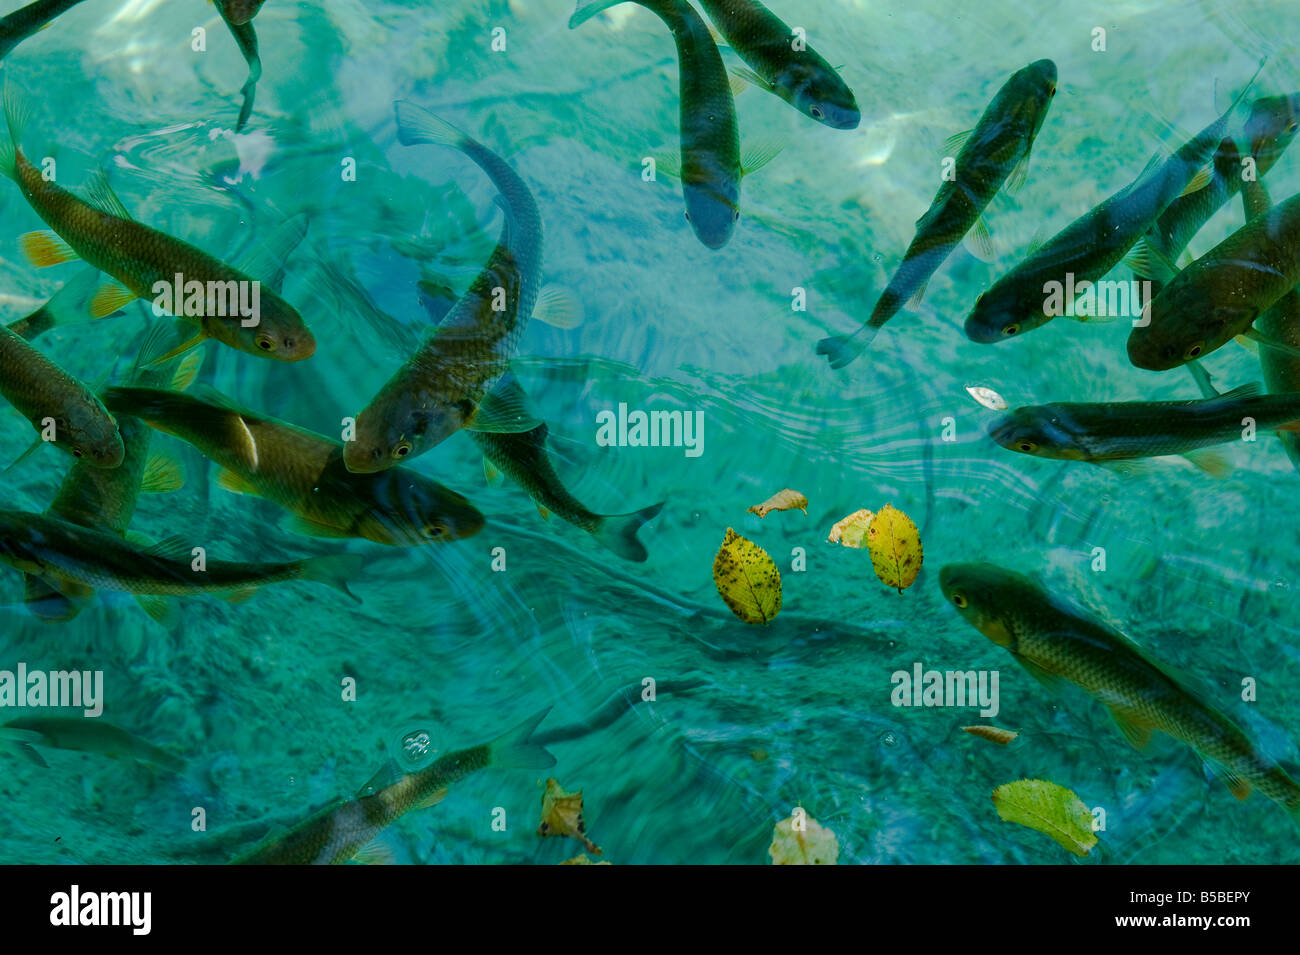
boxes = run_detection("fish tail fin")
[488,707,556,770]
[816,326,876,369]
[570,0,626,29]
[393,101,468,149]
[594,501,665,562]
[297,554,366,603]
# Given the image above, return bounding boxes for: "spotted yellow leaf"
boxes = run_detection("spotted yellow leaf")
[867,503,922,592]
[769,808,839,865]
[828,508,874,548]
[748,488,808,518]
[538,778,601,855]
[992,779,1097,857]
[713,528,782,624]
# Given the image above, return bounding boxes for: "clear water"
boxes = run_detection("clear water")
[1,0,1298,865]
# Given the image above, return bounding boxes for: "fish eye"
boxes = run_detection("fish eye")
[1289,121,1299,133]
[811,106,825,119]
[1017,441,1037,453]
[1049,86,1057,97]
[684,211,691,222]
[72,449,83,459]
[1184,342,1204,359]
[256,335,275,351]
[425,524,446,538]
[393,441,412,458]
[1002,323,1020,336]
[951,593,968,609]
[733,210,740,221]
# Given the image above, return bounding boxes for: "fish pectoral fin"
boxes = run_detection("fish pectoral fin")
[1179,163,1213,196]
[134,594,180,628]
[729,66,771,94]
[1181,448,1231,478]
[0,727,46,746]
[141,453,185,494]
[170,349,205,392]
[5,437,47,473]
[222,585,260,605]
[941,129,973,157]
[1234,334,1260,355]
[415,787,450,811]
[533,285,584,329]
[20,230,79,267]
[83,170,134,220]
[467,375,543,434]
[741,138,785,177]
[353,839,396,865]
[16,742,50,768]
[962,216,996,264]
[89,280,138,319]
[1106,706,1154,751]
[726,71,750,98]
[650,149,682,181]
[216,467,258,496]
[907,278,929,308]
[1243,326,1300,362]
[482,457,504,487]
[284,515,354,539]
[537,506,551,521]
[1005,153,1032,195]
[1122,238,1178,283]
[1213,766,1253,801]
[143,332,207,368]
[1014,654,1071,694]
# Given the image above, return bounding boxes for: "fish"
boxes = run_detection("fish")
[1,716,186,773]
[938,562,1300,819]
[988,383,1300,466]
[0,0,88,61]
[344,103,545,474]
[232,708,555,864]
[470,381,665,561]
[0,509,363,602]
[0,82,314,362]
[1127,191,1300,370]
[214,0,262,132]
[571,0,743,249]
[1133,94,1300,299]
[22,323,193,623]
[102,385,485,546]
[0,321,123,467]
[695,0,859,129]
[1242,178,1300,473]
[818,59,1056,366]
[964,76,1259,343]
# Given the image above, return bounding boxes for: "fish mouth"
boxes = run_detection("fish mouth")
[1126,335,1179,370]
[342,442,389,474]
[963,314,1006,344]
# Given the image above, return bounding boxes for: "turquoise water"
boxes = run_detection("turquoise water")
[0,0,1298,864]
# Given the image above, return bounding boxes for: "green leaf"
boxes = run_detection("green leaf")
[992,779,1098,857]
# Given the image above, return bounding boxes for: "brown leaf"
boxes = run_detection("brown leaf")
[747,488,809,518]
[538,778,601,855]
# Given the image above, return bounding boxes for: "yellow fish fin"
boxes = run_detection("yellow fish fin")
[89,280,138,319]
[144,332,206,368]
[1107,706,1153,751]
[134,594,179,627]
[1215,767,1253,802]
[942,129,972,157]
[730,65,771,94]
[537,506,551,521]
[83,171,134,220]
[483,457,503,487]
[415,787,449,810]
[1182,448,1231,478]
[285,515,353,539]
[354,839,396,865]
[171,349,205,391]
[532,285,583,329]
[141,453,184,493]
[1179,164,1213,196]
[223,585,259,604]
[143,535,193,561]
[216,467,257,495]
[20,230,78,267]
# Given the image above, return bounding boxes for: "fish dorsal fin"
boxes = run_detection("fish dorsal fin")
[141,453,184,493]
[83,171,134,220]
[466,374,543,434]
[1106,705,1154,751]
[143,535,192,561]
[357,757,403,797]
[235,214,309,291]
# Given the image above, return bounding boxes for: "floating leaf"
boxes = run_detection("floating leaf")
[867,503,923,592]
[713,528,782,624]
[992,779,1097,857]
[559,854,611,865]
[828,508,874,548]
[747,488,809,518]
[963,725,1019,745]
[769,809,839,865]
[966,384,1008,410]
[538,778,601,855]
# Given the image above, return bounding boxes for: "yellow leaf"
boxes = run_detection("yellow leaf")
[828,508,874,548]
[962,725,1019,745]
[713,528,782,624]
[558,854,611,865]
[538,778,601,855]
[747,488,809,518]
[769,809,838,865]
[867,503,923,592]
[992,779,1098,857]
